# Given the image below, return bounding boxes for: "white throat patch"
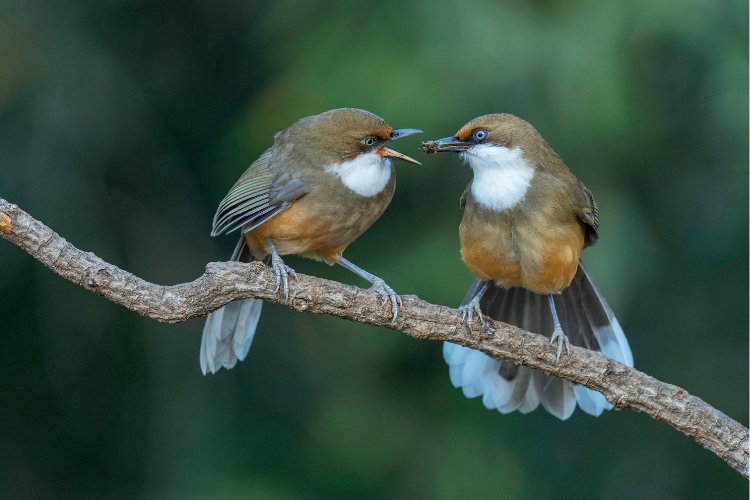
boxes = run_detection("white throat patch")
[461,144,534,211]
[325,152,392,197]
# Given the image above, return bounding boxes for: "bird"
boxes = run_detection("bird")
[201,108,421,375]
[421,113,633,420]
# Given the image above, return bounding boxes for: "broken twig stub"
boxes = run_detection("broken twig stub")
[0,210,12,235]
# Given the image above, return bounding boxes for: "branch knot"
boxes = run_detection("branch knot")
[0,209,12,235]
[293,292,312,311]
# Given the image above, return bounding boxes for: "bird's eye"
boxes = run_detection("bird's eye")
[475,130,487,141]
[365,138,376,147]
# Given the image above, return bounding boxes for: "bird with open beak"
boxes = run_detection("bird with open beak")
[202,108,421,375]
[422,114,633,420]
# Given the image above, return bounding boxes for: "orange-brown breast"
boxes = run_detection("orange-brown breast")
[244,180,393,265]
[460,206,585,295]
[516,221,585,294]
[460,216,523,286]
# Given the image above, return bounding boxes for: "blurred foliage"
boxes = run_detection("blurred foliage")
[0,0,748,498]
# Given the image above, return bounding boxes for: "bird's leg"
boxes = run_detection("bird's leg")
[267,239,297,302]
[548,294,570,362]
[336,256,401,322]
[459,282,494,335]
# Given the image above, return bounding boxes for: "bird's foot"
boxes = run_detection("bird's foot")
[550,326,570,362]
[459,297,494,335]
[369,277,401,322]
[270,252,297,302]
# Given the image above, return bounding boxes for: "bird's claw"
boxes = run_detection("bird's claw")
[459,297,494,335]
[550,327,570,362]
[369,277,401,322]
[270,252,296,302]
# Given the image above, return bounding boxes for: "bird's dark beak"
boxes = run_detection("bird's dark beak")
[379,128,422,165]
[420,136,471,154]
[388,128,423,141]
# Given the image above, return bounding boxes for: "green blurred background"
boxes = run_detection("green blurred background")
[1,0,747,498]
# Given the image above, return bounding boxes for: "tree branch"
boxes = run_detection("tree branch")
[1,196,747,478]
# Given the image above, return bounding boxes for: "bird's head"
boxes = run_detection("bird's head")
[421,113,556,171]
[282,108,421,166]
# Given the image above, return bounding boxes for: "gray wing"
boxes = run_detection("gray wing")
[576,180,599,248]
[459,183,472,211]
[211,149,309,236]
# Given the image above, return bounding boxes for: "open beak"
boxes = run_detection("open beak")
[420,136,471,154]
[378,128,422,165]
[378,147,421,165]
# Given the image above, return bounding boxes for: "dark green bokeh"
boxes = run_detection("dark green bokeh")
[1,0,747,498]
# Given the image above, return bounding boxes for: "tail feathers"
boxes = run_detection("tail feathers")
[516,373,540,414]
[536,373,577,420]
[200,237,265,375]
[200,298,263,375]
[486,363,535,414]
[577,264,633,366]
[574,383,611,417]
[444,260,632,420]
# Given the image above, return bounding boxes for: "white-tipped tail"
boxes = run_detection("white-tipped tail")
[445,261,633,420]
[200,298,263,375]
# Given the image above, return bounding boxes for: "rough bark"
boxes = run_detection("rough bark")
[1,196,747,478]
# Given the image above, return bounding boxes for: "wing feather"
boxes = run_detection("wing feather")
[210,148,309,237]
[575,180,600,248]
